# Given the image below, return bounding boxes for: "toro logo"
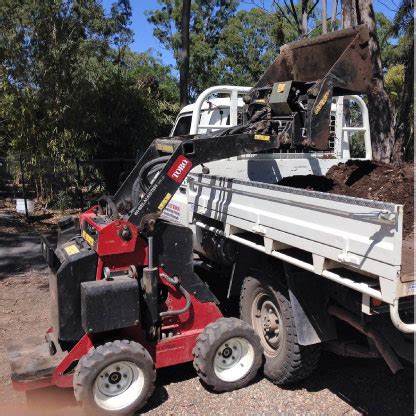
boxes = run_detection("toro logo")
[167,155,193,183]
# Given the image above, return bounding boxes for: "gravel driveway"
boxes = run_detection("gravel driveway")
[0,215,413,415]
[0,270,413,416]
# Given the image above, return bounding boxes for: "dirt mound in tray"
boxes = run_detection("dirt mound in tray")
[326,160,414,236]
[277,160,414,237]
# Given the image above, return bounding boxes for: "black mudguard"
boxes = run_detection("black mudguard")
[284,263,337,346]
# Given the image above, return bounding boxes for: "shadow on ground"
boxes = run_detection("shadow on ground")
[0,232,47,278]
[285,351,414,416]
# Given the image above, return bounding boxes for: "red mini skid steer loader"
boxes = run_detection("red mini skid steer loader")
[7,26,372,415]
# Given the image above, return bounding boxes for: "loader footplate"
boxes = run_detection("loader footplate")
[7,335,67,382]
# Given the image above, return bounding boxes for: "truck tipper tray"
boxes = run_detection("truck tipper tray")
[174,172,414,333]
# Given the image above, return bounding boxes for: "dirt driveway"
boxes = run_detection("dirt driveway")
[0,213,413,415]
[0,271,413,416]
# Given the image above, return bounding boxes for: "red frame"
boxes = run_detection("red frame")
[80,207,140,257]
[13,214,223,391]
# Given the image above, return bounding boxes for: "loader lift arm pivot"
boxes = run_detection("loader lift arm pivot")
[112,130,282,232]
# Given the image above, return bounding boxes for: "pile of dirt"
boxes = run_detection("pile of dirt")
[277,160,414,237]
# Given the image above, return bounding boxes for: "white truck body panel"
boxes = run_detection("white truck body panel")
[171,173,413,332]
[162,86,414,333]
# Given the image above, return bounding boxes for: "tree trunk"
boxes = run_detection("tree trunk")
[331,0,338,30]
[179,0,191,108]
[392,40,414,164]
[301,0,308,36]
[341,0,352,29]
[357,0,394,163]
[322,0,327,33]
[341,0,352,130]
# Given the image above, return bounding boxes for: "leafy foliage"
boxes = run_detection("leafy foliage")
[384,64,405,110]
[147,0,240,97]
[374,5,413,161]
[147,2,296,94]
[0,1,179,198]
[1,0,412,205]
[215,9,283,86]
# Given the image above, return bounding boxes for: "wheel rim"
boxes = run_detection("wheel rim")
[251,293,283,356]
[213,337,255,382]
[93,360,144,411]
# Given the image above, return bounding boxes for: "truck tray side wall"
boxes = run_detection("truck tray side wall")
[184,173,408,306]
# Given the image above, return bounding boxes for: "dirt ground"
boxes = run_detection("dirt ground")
[0,161,414,415]
[0,271,414,416]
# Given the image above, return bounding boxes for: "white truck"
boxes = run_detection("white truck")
[161,82,414,383]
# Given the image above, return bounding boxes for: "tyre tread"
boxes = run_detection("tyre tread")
[240,273,320,385]
[192,317,262,392]
[74,340,156,415]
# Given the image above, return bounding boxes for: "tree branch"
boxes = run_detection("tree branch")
[286,0,301,28]
[274,1,297,28]
[308,0,320,16]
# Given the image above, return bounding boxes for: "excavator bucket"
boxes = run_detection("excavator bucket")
[255,25,372,93]
[253,25,372,150]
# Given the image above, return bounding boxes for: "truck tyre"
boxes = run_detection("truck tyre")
[240,274,320,385]
[73,340,156,415]
[193,317,263,392]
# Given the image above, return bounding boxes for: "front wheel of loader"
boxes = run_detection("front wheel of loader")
[192,317,263,392]
[74,340,156,416]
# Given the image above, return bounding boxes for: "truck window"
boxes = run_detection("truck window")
[172,115,192,136]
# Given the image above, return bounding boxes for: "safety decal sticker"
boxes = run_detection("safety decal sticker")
[82,230,95,246]
[64,244,80,256]
[254,134,271,141]
[156,143,174,153]
[314,90,330,114]
[276,83,286,93]
[158,193,172,210]
[167,155,193,183]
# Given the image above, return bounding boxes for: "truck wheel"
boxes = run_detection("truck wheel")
[240,274,320,385]
[74,340,156,415]
[193,317,263,392]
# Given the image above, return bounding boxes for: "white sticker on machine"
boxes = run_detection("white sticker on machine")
[160,202,181,224]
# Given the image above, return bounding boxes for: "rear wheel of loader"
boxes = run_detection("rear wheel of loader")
[240,273,321,385]
[192,317,263,392]
[74,340,156,415]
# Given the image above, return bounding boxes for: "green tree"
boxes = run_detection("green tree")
[391,0,413,162]
[384,64,404,111]
[272,0,321,37]
[146,0,239,97]
[0,1,179,198]
[215,8,283,86]
[375,12,398,67]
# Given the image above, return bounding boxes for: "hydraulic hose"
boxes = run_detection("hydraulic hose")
[216,123,250,137]
[143,163,166,189]
[131,156,170,205]
[159,274,192,317]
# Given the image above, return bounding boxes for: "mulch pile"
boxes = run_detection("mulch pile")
[277,160,414,237]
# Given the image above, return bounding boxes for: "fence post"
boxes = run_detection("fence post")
[19,153,29,219]
[75,158,84,210]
